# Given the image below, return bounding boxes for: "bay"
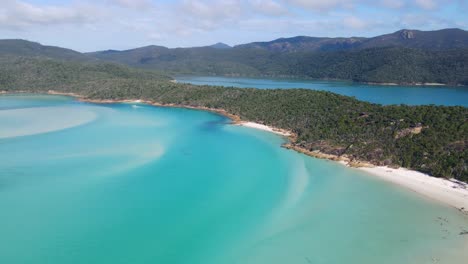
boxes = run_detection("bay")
[0,94,467,264]
[176,76,468,106]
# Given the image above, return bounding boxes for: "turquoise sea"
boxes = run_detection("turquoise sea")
[176,76,468,106]
[0,94,467,264]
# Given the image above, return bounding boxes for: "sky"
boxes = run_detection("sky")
[0,0,467,52]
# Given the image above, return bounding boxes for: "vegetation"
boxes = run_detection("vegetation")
[1,55,466,182]
[90,46,468,85]
[0,39,95,62]
[236,29,468,52]
[3,28,468,85]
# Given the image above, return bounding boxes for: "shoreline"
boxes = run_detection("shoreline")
[365,82,450,86]
[176,75,466,87]
[357,166,468,213]
[236,121,292,137]
[283,144,468,214]
[3,90,467,213]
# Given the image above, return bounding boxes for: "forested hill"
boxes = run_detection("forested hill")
[86,28,468,85]
[0,39,95,62]
[236,28,468,52]
[1,28,468,85]
[90,46,468,85]
[1,55,467,182]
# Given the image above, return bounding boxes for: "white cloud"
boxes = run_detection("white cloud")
[398,13,455,29]
[284,0,354,11]
[0,0,464,51]
[180,0,242,20]
[175,0,244,31]
[343,16,368,29]
[284,0,449,12]
[251,0,288,15]
[0,0,101,30]
[380,0,405,9]
[108,0,153,10]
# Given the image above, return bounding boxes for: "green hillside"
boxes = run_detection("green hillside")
[2,28,468,85]
[0,39,95,62]
[90,46,468,85]
[237,28,468,52]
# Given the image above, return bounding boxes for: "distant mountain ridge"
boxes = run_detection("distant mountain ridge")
[0,39,95,62]
[2,28,466,59]
[209,42,232,49]
[235,28,468,52]
[83,28,468,85]
[1,28,467,85]
[235,36,365,52]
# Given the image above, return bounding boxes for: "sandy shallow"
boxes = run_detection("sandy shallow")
[0,106,97,139]
[356,166,468,212]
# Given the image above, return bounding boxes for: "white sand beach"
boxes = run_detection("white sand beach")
[237,122,292,137]
[358,166,468,212]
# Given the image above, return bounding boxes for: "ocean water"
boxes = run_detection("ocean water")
[0,94,467,264]
[176,76,468,106]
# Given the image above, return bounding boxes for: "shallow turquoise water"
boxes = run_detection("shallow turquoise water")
[0,94,467,264]
[176,76,468,106]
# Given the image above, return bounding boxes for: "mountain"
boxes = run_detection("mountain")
[86,29,468,85]
[89,46,468,85]
[87,45,170,66]
[358,28,468,50]
[209,42,232,49]
[0,39,95,62]
[235,28,468,52]
[235,36,366,52]
[1,29,467,85]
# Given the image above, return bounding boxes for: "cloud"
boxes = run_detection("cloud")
[380,0,405,9]
[343,16,368,30]
[284,0,450,12]
[414,0,437,9]
[238,16,375,37]
[0,0,100,30]
[179,0,242,20]
[175,0,243,31]
[284,0,354,11]
[107,0,154,10]
[251,0,288,16]
[398,13,456,29]
[0,0,464,51]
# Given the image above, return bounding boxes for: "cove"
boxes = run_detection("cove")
[0,94,467,264]
[176,76,468,106]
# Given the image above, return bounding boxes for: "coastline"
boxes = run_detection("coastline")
[283,144,468,214]
[357,166,468,213]
[2,90,467,213]
[365,82,449,86]
[236,121,292,137]
[178,74,466,87]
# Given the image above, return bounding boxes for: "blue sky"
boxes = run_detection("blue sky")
[1,0,467,52]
